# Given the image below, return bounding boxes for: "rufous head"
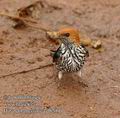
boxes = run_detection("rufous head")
[46,27,80,45]
[58,28,80,45]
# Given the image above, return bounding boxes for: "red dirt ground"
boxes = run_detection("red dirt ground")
[0,0,120,118]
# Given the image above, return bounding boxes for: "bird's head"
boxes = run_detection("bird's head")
[46,27,80,46]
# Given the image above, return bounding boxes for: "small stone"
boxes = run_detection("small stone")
[91,40,102,49]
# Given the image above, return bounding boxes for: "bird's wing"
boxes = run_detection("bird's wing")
[51,46,62,63]
[80,44,89,57]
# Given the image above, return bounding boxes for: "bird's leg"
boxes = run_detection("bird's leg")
[58,71,63,80]
[76,70,88,87]
[56,71,63,88]
[77,70,82,78]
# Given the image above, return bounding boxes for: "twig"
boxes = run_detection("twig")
[0,12,37,23]
[0,63,53,78]
[0,12,50,31]
[24,21,49,31]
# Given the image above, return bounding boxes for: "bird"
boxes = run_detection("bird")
[47,28,89,80]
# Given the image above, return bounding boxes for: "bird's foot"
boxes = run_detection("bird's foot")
[76,70,88,87]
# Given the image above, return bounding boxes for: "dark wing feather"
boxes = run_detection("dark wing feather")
[80,44,89,57]
[51,46,62,62]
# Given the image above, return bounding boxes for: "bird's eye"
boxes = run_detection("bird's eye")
[62,33,70,37]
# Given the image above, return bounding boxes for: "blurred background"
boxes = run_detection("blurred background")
[0,0,120,118]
